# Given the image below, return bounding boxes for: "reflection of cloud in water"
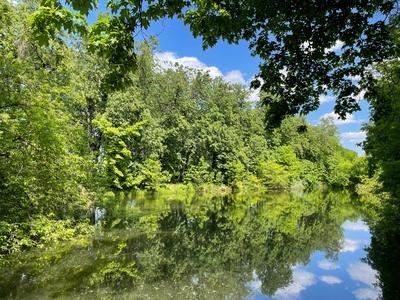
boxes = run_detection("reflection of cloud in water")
[341,239,361,252]
[347,262,378,286]
[353,288,380,300]
[248,271,262,292]
[273,269,316,299]
[319,275,342,285]
[318,259,339,270]
[342,220,369,232]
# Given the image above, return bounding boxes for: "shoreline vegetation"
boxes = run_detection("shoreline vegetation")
[1,1,400,297]
[0,181,374,257]
[0,0,373,257]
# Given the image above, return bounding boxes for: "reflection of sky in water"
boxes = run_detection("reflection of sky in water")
[247,219,380,300]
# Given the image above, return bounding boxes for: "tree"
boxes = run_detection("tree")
[30,0,399,127]
[93,115,145,190]
[363,51,400,197]
[186,0,398,127]
[0,0,91,223]
[361,29,400,300]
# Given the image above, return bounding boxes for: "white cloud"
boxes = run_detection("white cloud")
[224,70,246,85]
[319,275,342,285]
[155,51,223,78]
[355,89,366,101]
[341,131,367,143]
[247,88,260,103]
[246,77,264,103]
[247,270,262,291]
[318,260,340,270]
[353,288,380,300]
[341,239,361,252]
[274,269,316,299]
[319,90,365,104]
[155,51,247,85]
[155,51,259,103]
[319,94,336,103]
[248,279,261,292]
[342,220,369,232]
[347,262,378,286]
[320,112,360,125]
[319,89,365,104]
[325,40,345,53]
[349,263,380,300]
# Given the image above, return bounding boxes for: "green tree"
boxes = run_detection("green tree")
[93,115,144,190]
[0,0,91,223]
[362,31,400,300]
[30,0,398,127]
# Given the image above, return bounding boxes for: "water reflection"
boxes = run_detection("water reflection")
[0,190,380,299]
[365,197,400,300]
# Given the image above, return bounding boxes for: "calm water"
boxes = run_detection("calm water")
[0,190,380,299]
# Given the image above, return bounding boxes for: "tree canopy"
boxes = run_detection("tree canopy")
[30,0,400,127]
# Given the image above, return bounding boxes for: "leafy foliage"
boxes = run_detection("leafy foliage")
[186,0,398,126]
[94,115,144,189]
[361,30,400,300]
[0,1,361,256]
[364,52,400,198]
[29,0,399,127]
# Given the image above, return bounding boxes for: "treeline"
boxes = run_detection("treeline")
[93,44,362,192]
[359,30,400,299]
[0,1,362,253]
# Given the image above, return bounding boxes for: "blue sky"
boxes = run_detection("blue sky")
[89,5,369,155]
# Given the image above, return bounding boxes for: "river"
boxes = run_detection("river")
[0,190,380,299]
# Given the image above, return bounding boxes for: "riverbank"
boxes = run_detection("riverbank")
[0,183,360,258]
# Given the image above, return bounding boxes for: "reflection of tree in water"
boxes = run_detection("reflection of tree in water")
[0,191,357,299]
[366,197,400,300]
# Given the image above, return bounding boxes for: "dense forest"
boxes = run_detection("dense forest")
[0,0,368,254]
[1,0,400,299]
